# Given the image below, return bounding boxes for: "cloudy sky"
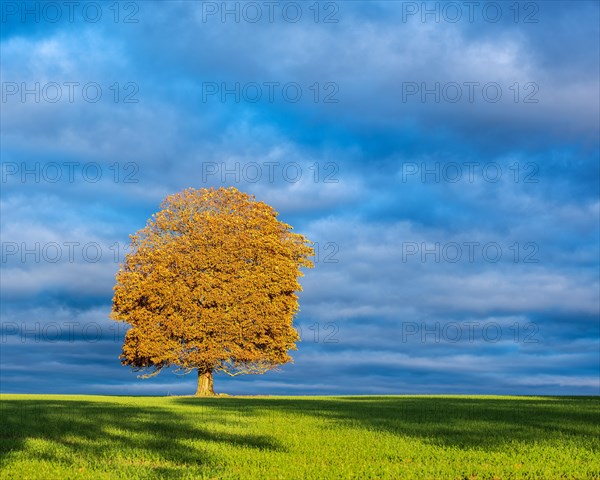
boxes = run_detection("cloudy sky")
[1,0,598,396]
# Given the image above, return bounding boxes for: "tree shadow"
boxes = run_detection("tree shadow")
[173,395,600,450]
[2,395,597,476]
[0,397,282,475]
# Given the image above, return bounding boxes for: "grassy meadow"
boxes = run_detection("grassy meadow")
[0,394,598,479]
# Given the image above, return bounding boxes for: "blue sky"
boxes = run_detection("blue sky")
[1,0,598,396]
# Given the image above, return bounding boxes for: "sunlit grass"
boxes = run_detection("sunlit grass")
[1,394,598,479]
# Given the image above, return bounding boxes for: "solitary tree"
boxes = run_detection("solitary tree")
[110,187,314,396]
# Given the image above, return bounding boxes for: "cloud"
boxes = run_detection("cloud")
[1,0,598,395]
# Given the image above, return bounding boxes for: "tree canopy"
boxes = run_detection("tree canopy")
[110,187,314,395]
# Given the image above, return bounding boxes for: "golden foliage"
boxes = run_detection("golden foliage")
[110,187,314,378]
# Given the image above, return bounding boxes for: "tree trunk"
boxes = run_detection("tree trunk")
[196,369,215,396]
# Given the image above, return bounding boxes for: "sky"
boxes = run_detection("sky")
[1,0,599,396]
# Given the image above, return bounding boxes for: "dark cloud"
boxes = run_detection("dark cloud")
[1,0,598,395]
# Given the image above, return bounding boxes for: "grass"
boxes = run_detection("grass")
[0,394,598,479]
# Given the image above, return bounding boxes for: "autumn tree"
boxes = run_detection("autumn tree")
[110,187,314,396]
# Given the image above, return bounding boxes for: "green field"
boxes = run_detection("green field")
[0,395,598,479]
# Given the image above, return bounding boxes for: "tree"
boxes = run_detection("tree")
[110,187,314,396]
